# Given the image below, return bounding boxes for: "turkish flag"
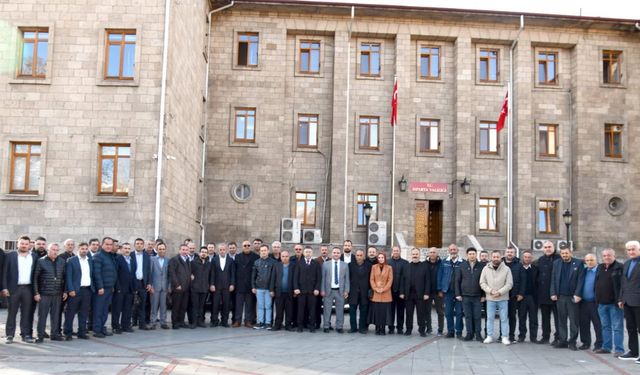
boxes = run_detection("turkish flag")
[391,78,398,127]
[496,92,508,132]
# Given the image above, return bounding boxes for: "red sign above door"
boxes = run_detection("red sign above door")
[409,182,448,193]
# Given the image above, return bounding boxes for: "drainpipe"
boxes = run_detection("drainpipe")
[153,0,172,241]
[343,6,354,240]
[199,1,235,245]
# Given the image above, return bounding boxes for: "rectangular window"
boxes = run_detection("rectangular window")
[419,119,440,152]
[602,50,622,84]
[419,46,440,79]
[538,124,558,157]
[479,198,498,231]
[604,124,623,158]
[234,108,256,143]
[238,33,259,67]
[299,40,320,74]
[298,114,318,148]
[295,192,317,226]
[98,144,130,196]
[479,49,499,82]
[479,122,498,154]
[18,28,48,78]
[357,193,378,227]
[10,142,41,194]
[360,42,381,76]
[359,116,380,150]
[538,200,559,234]
[104,30,136,80]
[538,52,557,85]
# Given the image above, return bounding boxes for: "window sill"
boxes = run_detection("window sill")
[9,78,52,85]
[97,80,139,87]
[294,147,320,153]
[536,233,563,239]
[356,75,384,81]
[232,65,262,71]
[1,193,44,201]
[535,156,562,162]
[599,83,626,89]
[295,71,324,78]
[355,148,384,156]
[416,151,444,158]
[229,142,258,148]
[475,81,503,87]
[417,77,444,84]
[89,195,129,203]
[533,83,562,90]
[601,157,627,163]
[477,231,502,238]
[475,153,502,160]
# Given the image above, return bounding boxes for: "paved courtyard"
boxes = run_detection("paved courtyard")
[0,309,637,375]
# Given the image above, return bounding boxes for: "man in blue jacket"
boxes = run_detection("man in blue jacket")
[550,247,583,350]
[64,242,93,340]
[92,237,118,338]
[438,243,464,338]
[112,243,137,334]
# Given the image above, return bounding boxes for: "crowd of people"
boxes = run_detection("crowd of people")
[0,235,639,366]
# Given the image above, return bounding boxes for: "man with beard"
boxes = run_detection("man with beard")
[618,241,640,362]
[190,247,212,328]
[367,247,378,265]
[64,242,93,340]
[341,240,353,264]
[168,244,191,329]
[550,247,583,350]
[112,243,137,334]
[535,241,560,345]
[34,243,67,343]
[92,237,118,337]
[233,240,259,328]
[456,247,486,342]
[348,249,371,334]
[502,246,521,343]
[401,248,429,337]
[425,247,444,335]
[388,245,408,334]
[480,250,513,345]
[131,238,152,330]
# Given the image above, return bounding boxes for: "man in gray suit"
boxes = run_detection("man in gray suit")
[150,243,170,329]
[321,247,350,333]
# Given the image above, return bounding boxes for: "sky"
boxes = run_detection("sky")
[304,0,640,20]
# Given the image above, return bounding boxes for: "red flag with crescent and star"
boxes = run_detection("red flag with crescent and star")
[391,78,398,127]
[496,92,508,132]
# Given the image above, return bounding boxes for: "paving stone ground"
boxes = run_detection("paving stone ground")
[0,309,638,375]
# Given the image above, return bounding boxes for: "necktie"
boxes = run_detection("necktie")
[307,259,310,265]
[628,259,638,278]
[334,261,339,285]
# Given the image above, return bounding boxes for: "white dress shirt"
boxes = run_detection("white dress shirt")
[135,251,144,280]
[79,256,91,287]
[219,255,226,271]
[343,253,352,264]
[17,253,33,285]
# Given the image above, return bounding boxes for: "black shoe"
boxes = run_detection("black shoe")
[456,332,463,339]
[551,339,559,346]
[297,328,303,333]
[93,333,105,338]
[359,329,367,334]
[43,332,50,339]
[445,332,455,338]
[78,335,89,340]
[419,332,427,337]
[5,336,14,344]
[139,325,151,330]
[476,335,484,342]
[51,336,64,342]
[172,325,181,330]
[113,329,122,334]
[388,328,395,334]
[578,344,590,350]
[124,328,134,333]
[35,337,44,344]
[64,336,73,341]
[537,338,549,344]
[104,331,113,336]
[618,352,638,361]
[197,323,207,328]
[309,329,316,333]
[272,326,281,332]
[323,328,330,333]
[285,327,293,332]
[404,331,412,336]
[463,335,473,342]
[336,329,343,334]
[23,336,35,343]
[349,329,358,333]
[397,329,404,335]
[161,324,170,330]
[554,342,568,349]
[569,343,578,351]
[189,324,197,329]
[517,337,525,343]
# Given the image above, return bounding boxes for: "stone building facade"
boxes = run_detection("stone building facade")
[0,0,638,254]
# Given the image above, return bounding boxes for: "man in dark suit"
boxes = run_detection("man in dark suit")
[272,250,295,331]
[233,240,259,328]
[618,241,640,362]
[169,244,191,329]
[293,246,321,332]
[535,241,560,345]
[92,237,118,338]
[388,245,408,335]
[191,247,212,328]
[503,246,522,343]
[0,247,5,307]
[112,243,137,334]
[401,248,430,337]
[132,238,152,329]
[518,250,539,343]
[210,243,235,327]
[64,242,93,340]
[348,249,371,334]
[2,235,37,343]
[550,247,583,350]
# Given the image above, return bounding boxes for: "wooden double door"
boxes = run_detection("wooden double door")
[415,200,443,248]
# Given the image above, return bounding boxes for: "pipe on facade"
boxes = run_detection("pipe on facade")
[343,6,354,240]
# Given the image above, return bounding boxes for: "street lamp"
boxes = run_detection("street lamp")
[398,175,408,192]
[562,209,572,243]
[363,202,373,250]
[460,178,471,194]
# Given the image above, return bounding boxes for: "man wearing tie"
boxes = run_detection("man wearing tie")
[132,238,152,330]
[112,243,137,334]
[618,240,640,363]
[64,242,93,340]
[150,242,170,329]
[169,244,191,329]
[321,247,349,333]
[293,247,321,332]
[210,243,235,327]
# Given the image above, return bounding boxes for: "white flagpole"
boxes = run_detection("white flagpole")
[391,76,397,248]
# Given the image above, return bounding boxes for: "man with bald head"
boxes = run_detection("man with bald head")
[619,241,640,361]
[576,253,602,351]
[594,248,624,356]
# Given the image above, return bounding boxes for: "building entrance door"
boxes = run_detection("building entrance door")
[415,200,443,248]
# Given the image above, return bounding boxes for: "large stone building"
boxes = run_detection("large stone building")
[1,0,639,254]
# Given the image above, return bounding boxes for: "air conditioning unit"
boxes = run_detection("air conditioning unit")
[368,221,387,246]
[557,240,573,251]
[302,229,322,244]
[531,239,545,251]
[280,218,301,244]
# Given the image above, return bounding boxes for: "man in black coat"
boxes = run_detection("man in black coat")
[518,250,539,343]
[550,247,583,350]
[425,248,444,335]
[503,246,522,342]
[210,243,235,327]
[594,248,624,356]
[293,246,321,332]
[0,247,5,306]
[388,245,408,335]
[618,241,640,361]
[92,237,117,337]
[233,240,259,328]
[131,238,152,330]
[535,241,560,345]
[169,244,191,329]
[112,243,137,334]
[272,250,295,331]
[190,247,212,328]
[34,243,67,343]
[348,249,371,334]
[401,248,430,337]
[2,236,38,344]
[455,247,486,342]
